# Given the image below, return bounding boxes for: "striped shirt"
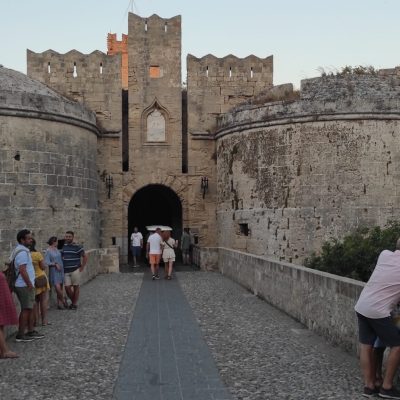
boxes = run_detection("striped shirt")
[62,243,85,272]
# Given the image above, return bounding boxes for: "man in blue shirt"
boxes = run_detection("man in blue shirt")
[62,231,88,310]
[12,229,44,342]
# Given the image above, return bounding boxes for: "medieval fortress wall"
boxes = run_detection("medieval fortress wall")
[216,71,400,262]
[0,68,100,259]
[1,11,399,265]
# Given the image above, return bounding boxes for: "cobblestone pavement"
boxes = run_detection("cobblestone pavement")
[178,272,362,400]
[0,273,143,400]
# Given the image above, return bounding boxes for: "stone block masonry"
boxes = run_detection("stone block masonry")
[198,247,364,354]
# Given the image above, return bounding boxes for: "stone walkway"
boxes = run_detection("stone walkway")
[178,272,362,400]
[0,274,143,400]
[1,270,363,400]
[114,271,232,400]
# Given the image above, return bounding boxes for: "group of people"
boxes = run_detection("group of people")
[130,227,194,280]
[0,229,87,359]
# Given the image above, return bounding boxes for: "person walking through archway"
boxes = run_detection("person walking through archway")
[130,227,143,268]
[147,228,162,280]
[162,231,178,280]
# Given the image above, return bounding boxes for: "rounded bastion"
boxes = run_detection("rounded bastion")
[0,66,99,260]
[216,70,400,263]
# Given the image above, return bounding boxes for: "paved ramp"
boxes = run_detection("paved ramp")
[113,271,232,400]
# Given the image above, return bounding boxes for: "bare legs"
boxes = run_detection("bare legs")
[54,283,66,308]
[34,292,49,325]
[18,308,34,337]
[0,327,18,359]
[65,285,80,306]
[166,260,174,278]
[360,343,400,390]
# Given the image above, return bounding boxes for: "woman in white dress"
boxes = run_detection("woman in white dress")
[162,231,178,280]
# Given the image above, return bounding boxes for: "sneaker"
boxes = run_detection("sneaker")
[133,264,140,268]
[155,275,160,280]
[69,304,78,310]
[363,386,379,398]
[26,330,45,340]
[152,275,156,280]
[379,387,400,399]
[15,334,34,343]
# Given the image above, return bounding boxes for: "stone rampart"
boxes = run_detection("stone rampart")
[198,246,364,354]
[216,73,400,263]
[27,49,122,134]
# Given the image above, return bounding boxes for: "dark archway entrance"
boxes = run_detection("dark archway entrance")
[128,184,183,262]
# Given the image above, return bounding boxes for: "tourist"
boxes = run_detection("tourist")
[62,231,87,310]
[0,270,18,358]
[130,227,143,268]
[181,228,191,265]
[162,231,178,280]
[45,236,67,309]
[354,239,400,399]
[30,239,50,326]
[11,229,44,342]
[146,228,162,280]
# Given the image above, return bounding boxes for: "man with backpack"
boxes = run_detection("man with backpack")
[11,229,44,342]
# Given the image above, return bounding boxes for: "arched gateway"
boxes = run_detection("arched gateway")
[128,185,183,260]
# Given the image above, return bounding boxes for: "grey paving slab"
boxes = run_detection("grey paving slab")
[179,272,363,400]
[113,272,233,400]
[0,273,143,400]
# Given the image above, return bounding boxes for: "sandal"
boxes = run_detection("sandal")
[167,276,172,280]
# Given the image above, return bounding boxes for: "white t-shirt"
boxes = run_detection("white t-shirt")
[131,232,143,247]
[355,250,400,319]
[148,233,162,255]
[11,244,35,288]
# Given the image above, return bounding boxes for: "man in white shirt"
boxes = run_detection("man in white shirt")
[146,228,162,280]
[130,227,143,268]
[354,240,400,399]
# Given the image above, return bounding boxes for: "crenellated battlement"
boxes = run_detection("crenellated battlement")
[27,49,122,134]
[128,13,181,36]
[187,54,273,82]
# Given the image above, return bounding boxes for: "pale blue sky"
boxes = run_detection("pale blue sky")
[1,0,399,87]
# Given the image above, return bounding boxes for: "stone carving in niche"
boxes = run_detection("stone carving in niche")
[147,109,166,142]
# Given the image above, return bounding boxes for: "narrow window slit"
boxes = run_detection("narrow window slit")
[100,62,103,74]
[250,67,254,78]
[206,66,209,77]
[229,66,232,78]
[145,20,148,32]
[47,62,51,74]
[164,22,168,32]
[73,62,78,78]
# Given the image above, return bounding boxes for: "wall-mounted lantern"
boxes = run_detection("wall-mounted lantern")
[106,174,113,199]
[201,176,209,199]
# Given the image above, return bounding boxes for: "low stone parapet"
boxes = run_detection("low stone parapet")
[198,246,364,354]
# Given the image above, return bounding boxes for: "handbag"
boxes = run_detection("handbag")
[35,274,48,288]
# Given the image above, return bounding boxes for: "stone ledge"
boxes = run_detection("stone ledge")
[196,246,364,354]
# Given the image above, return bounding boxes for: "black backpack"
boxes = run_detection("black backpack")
[3,249,26,292]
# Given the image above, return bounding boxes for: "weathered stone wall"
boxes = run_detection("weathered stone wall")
[216,73,400,263]
[0,116,99,259]
[27,49,122,134]
[199,247,363,354]
[27,49,124,255]
[0,67,100,260]
[107,33,129,90]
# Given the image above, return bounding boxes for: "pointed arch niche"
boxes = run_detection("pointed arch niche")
[142,99,170,144]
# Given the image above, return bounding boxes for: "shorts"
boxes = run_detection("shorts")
[163,257,175,263]
[357,312,400,347]
[149,254,161,265]
[14,286,35,310]
[64,269,81,286]
[131,246,141,257]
